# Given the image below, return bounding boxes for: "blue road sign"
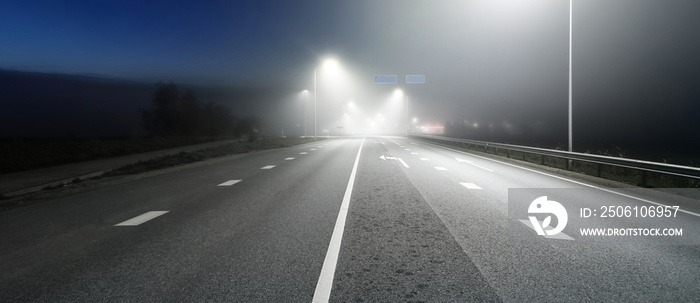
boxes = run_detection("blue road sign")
[406,75,425,84]
[374,75,397,84]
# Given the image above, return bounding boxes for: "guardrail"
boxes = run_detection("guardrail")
[410,134,700,187]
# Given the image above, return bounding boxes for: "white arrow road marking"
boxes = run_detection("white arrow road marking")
[379,155,408,167]
[456,158,494,172]
[115,211,168,226]
[435,167,448,171]
[519,219,574,240]
[261,165,276,169]
[285,157,295,160]
[460,182,482,189]
[218,180,241,186]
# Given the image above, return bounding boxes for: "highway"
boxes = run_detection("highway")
[1,136,699,302]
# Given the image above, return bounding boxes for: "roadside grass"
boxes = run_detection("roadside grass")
[0,135,235,174]
[102,137,319,177]
[0,136,320,211]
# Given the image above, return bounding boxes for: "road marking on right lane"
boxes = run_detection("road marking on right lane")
[519,219,574,240]
[460,182,483,189]
[115,211,168,226]
[456,158,494,172]
[384,137,402,146]
[424,141,700,218]
[218,180,241,186]
[313,137,365,303]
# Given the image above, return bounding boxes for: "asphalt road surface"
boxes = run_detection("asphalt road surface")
[2,136,699,302]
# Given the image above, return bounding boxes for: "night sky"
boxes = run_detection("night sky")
[1,0,698,157]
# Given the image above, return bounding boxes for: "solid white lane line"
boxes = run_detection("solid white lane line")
[285,157,295,160]
[261,165,276,169]
[115,211,168,226]
[425,141,700,218]
[435,167,448,171]
[456,158,494,172]
[398,158,410,168]
[300,152,308,154]
[420,158,429,161]
[313,137,365,302]
[460,182,483,190]
[218,180,241,186]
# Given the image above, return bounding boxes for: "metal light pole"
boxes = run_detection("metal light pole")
[405,95,408,137]
[568,0,573,167]
[302,90,308,137]
[314,68,317,140]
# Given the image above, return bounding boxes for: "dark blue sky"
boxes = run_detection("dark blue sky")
[2,0,699,154]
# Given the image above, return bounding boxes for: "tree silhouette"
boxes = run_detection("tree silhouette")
[140,82,236,136]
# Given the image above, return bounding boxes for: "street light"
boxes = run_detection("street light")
[568,0,573,167]
[393,88,408,137]
[313,58,340,139]
[302,90,309,137]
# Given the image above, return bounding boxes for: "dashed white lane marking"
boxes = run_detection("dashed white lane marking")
[313,137,365,302]
[420,158,429,161]
[398,158,410,168]
[115,211,169,226]
[261,165,276,169]
[285,157,295,160]
[435,167,448,171]
[404,148,411,151]
[318,146,324,148]
[300,152,308,154]
[460,182,483,190]
[310,148,317,151]
[411,152,418,155]
[218,180,241,186]
[456,158,494,172]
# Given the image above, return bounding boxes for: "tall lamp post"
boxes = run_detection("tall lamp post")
[313,58,340,140]
[314,68,317,139]
[302,90,309,137]
[568,0,573,167]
